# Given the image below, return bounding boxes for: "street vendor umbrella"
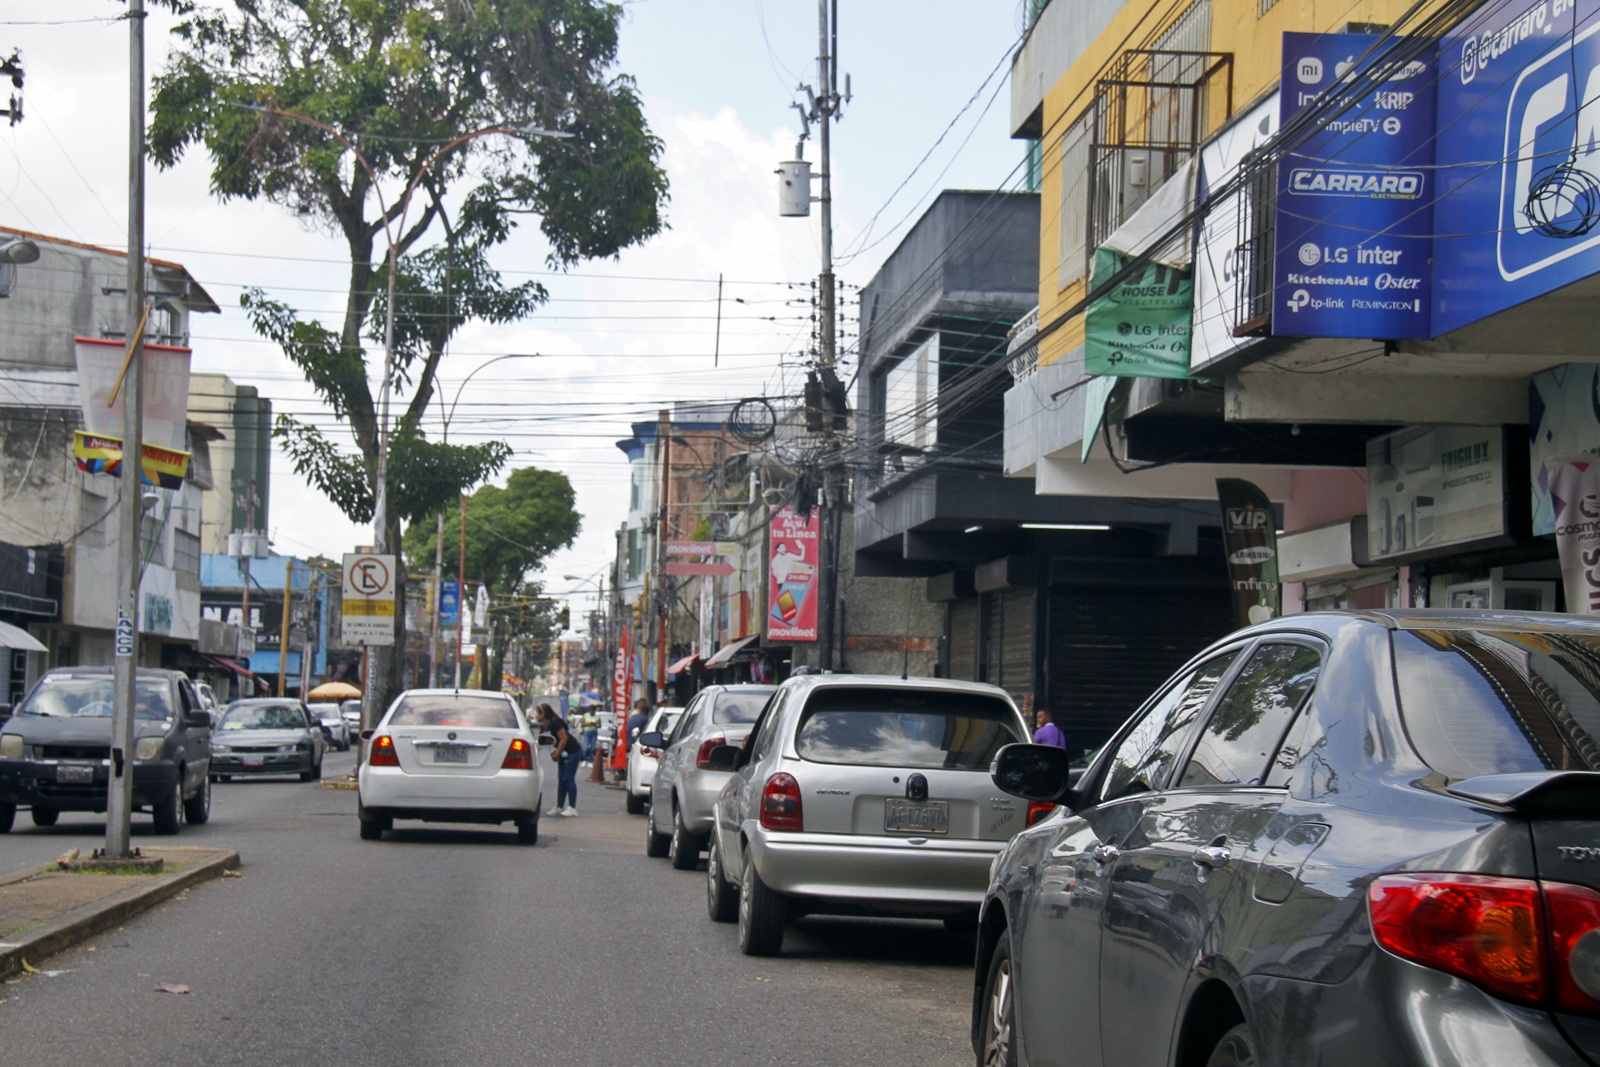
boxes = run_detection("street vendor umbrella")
[308,681,361,700]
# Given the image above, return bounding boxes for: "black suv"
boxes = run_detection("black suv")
[0,667,212,833]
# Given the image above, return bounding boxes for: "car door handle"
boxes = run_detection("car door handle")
[1192,845,1232,870]
[1091,843,1120,865]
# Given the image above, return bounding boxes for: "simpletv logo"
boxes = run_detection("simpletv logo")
[1289,168,1423,198]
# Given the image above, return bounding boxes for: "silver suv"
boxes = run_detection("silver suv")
[704,674,1033,956]
[642,684,775,869]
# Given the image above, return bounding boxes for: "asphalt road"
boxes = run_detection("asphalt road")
[0,750,978,1066]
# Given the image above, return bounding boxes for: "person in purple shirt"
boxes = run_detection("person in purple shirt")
[1033,708,1067,748]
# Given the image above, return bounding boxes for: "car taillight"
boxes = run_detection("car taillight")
[1026,800,1055,827]
[1369,873,1600,1013]
[368,735,399,767]
[760,772,803,832]
[696,736,728,770]
[643,748,659,759]
[502,737,533,770]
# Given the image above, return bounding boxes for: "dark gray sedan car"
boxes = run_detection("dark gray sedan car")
[976,609,1600,1067]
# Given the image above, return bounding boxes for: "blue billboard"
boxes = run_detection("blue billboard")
[1274,32,1437,339]
[1434,0,1600,335]
[439,580,460,626]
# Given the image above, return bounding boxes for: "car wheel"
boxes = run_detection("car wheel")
[358,801,390,841]
[978,936,1018,1067]
[183,772,211,825]
[0,803,13,833]
[737,861,787,956]
[516,811,539,845]
[644,804,671,858]
[150,781,181,835]
[1205,1023,1257,1067]
[625,790,646,815]
[668,809,701,870]
[706,833,739,923]
[30,805,60,828]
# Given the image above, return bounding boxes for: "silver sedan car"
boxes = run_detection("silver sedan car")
[642,684,775,869]
[705,674,1034,956]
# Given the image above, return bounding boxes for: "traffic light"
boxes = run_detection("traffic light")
[558,605,571,630]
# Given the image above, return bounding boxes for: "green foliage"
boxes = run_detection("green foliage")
[403,466,580,594]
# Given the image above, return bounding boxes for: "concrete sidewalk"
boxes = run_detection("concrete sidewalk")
[0,846,239,979]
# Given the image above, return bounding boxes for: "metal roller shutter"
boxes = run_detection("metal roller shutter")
[999,588,1036,704]
[947,599,978,681]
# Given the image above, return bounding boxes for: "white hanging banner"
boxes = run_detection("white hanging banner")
[1549,457,1600,616]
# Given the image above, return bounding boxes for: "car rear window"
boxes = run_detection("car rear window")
[794,687,1022,770]
[712,691,773,725]
[387,694,519,729]
[1393,628,1600,779]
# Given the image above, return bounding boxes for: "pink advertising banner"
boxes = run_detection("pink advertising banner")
[766,506,819,642]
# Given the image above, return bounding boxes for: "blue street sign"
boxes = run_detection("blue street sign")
[1274,32,1436,339]
[439,581,460,626]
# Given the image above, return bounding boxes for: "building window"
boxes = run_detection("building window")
[1058,112,1094,289]
[174,529,201,576]
[883,334,938,452]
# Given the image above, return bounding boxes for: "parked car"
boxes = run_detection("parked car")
[703,674,1032,955]
[356,688,547,844]
[0,666,212,833]
[625,705,683,814]
[642,683,775,868]
[313,705,351,751]
[340,698,362,738]
[211,698,326,781]
[973,609,1600,1067]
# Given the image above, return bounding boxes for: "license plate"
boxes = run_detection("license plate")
[56,764,94,785]
[244,756,265,767]
[433,745,468,764]
[885,799,949,834]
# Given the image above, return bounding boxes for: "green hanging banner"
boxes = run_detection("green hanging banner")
[1084,247,1193,379]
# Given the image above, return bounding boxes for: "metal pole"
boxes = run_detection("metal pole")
[656,410,671,699]
[107,0,146,858]
[277,560,292,695]
[815,0,840,671]
[456,492,467,687]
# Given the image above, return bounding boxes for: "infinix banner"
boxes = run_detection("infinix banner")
[1217,478,1282,629]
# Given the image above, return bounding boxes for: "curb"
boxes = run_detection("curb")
[0,847,240,980]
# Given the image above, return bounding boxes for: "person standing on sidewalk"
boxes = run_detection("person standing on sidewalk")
[1033,708,1067,749]
[580,704,600,764]
[535,703,582,817]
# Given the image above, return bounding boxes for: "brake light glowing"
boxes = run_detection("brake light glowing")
[760,772,803,832]
[1367,872,1600,1014]
[1026,801,1056,827]
[696,736,728,770]
[368,735,399,767]
[502,737,533,770]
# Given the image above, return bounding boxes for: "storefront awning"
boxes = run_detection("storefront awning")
[703,635,758,669]
[0,620,46,653]
[666,653,700,675]
[203,654,271,693]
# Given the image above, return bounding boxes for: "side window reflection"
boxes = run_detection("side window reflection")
[1098,652,1239,803]
[1180,642,1322,788]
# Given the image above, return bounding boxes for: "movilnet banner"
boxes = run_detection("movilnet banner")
[1217,478,1282,628]
[766,506,820,642]
[610,628,633,771]
[1548,457,1600,615]
[1084,248,1194,379]
[1274,32,1436,339]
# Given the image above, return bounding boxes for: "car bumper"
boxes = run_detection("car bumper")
[748,827,1005,910]
[358,764,539,822]
[211,751,312,776]
[0,758,181,812]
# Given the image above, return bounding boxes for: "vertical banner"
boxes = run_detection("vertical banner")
[1217,479,1282,629]
[610,628,632,771]
[73,337,194,485]
[1083,248,1194,378]
[766,506,820,641]
[438,581,460,626]
[1549,458,1600,615]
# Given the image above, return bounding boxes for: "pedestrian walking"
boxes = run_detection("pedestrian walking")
[535,702,582,816]
[1033,708,1067,749]
[580,704,600,764]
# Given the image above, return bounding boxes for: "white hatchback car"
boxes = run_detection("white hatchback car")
[357,689,547,844]
[625,706,682,814]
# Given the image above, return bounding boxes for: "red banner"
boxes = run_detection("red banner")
[766,506,820,642]
[610,627,632,770]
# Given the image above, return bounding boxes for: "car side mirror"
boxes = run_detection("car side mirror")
[186,710,212,728]
[638,730,665,749]
[991,743,1076,806]
[536,734,556,747]
[360,728,375,741]
[703,744,744,772]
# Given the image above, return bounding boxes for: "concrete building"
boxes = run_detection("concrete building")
[187,373,272,555]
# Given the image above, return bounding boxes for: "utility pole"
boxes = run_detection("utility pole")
[655,408,671,699]
[107,0,146,858]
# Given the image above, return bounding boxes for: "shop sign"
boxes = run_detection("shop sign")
[1217,479,1282,628]
[1084,248,1194,378]
[1274,32,1436,339]
[766,506,819,642]
[1366,426,1507,561]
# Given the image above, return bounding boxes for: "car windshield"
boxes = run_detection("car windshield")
[220,703,308,730]
[17,677,174,722]
[1394,628,1600,779]
[794,687,1022,770]
[712,691,773,725]
[386,694,518,729]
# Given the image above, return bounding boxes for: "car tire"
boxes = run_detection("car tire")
[358,801,390,841]
[625,790,646,815]
[668,809,701,870]
[30,805,60,827]
[645,804,672,858]
[737,862,787,956]
[150,782,181,835]
[183,772,211,825]
[978,936,1018,1067]
[516,811,539,845]
[1205,1023,1258,1067]
[706,833,739,923]
[0,803,13,833]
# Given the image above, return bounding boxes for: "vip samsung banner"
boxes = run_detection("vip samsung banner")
[1217,479,1282,629]
[1549,456,1600,614]
[1274,32,1435,339]
[1084,248,1193,379]
[1435,0,1600,335]
[766,506,819,642]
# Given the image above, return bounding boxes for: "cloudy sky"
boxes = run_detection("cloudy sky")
[0,0,1027,618]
